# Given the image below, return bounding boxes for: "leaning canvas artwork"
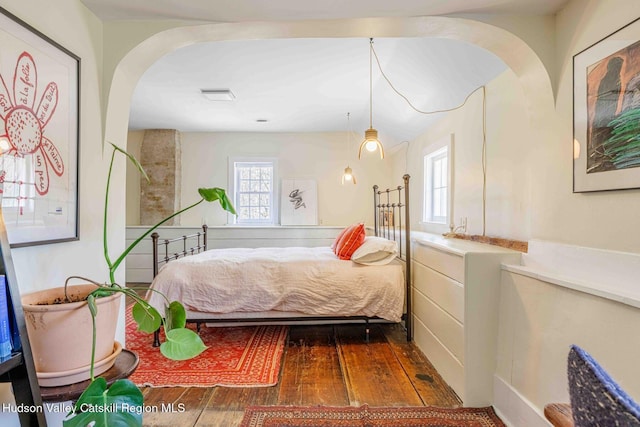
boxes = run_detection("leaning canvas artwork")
[280,179,318,225]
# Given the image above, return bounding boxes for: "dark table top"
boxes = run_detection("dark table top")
[39,349,139,402]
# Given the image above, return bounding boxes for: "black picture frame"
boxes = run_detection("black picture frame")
[573,17,640,193]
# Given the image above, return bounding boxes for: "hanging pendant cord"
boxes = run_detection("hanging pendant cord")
[481,85,487,237]
[366,38,488,234]
[369,38,373,128]
[347,112,352,154]
[370,41,482,115]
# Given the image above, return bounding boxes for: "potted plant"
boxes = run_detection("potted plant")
[24,143,236,426]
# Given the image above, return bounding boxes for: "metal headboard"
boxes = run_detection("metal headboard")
[373,174,411,259]
[151,225,208,277]
[373,174,411,340]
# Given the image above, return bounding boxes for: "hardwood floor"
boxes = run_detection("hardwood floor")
[138,322,461,427]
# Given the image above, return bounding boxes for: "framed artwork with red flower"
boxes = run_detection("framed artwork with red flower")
[0,7,79,247]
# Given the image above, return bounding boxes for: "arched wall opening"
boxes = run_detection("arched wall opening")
[104,16,555,241]
[105,17,554,146]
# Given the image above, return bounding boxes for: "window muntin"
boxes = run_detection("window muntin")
[1,155,35,211]
[233,160,276,224]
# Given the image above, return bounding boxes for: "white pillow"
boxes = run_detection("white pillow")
[351,236,398,265]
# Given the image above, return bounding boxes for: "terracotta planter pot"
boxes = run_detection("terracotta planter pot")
[21,284,122,385]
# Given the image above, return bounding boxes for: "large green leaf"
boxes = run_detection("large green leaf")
[131,302,162,333]
[198,187,237,215]
[165,301,187,331]
[160,328,207,360]
[109,142,149,183]
[63,378,143,427]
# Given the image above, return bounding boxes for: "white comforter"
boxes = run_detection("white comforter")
[146,246,405,322]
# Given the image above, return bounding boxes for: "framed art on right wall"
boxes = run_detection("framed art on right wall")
[573,17,640,192]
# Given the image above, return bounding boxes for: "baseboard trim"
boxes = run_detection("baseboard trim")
[493,375,551,427]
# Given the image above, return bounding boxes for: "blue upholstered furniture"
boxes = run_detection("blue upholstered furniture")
[567,345,640,427]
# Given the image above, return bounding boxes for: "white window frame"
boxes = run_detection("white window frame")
[0,153,35,211]
[228,157,279,225]
[423,135,453,227]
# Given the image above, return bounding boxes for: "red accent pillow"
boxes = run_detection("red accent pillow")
[335,223,366,260]
[331,226,349,252]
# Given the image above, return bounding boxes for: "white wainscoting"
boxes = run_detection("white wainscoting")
[126,225,344,283]
[495,240,640,426]
[493,375,550,427]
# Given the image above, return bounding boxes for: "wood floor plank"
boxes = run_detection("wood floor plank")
[140,387,213,426]
[135,324,462,426]
[384,323,462,407]
[192,410,245,427]
[195,386,279,425]
[202,386,279,411]
[277,325,349,406]
[336,324,424,407]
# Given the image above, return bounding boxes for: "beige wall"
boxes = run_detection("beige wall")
[388,0,640,255]
[395,69,532,241]
[125,130,144,225]
[179,131,391,226]
[532,0,640,253]
[127,130,392,227]
[492,1,640,422]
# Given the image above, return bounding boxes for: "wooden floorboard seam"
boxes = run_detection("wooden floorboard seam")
[387,333,427,406]
[138,322,461,426]
[333,324,354,407]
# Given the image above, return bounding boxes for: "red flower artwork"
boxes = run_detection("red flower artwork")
[0,51,65,196]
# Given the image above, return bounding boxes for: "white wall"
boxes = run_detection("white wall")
[182,131,392,226]
[491,1,640,423]
[532,0,640,253]
[395,69,532,241]
[387,1,640,256]
[127,131,393,227]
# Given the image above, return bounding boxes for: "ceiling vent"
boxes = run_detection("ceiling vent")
[201,89,235,101]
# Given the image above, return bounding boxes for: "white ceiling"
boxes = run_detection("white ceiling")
[82,0,569,22]
[84,0,569,146]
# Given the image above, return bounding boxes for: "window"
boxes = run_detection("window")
[229,158,278,225]
[0,154,35,211]
[423,139,452,225]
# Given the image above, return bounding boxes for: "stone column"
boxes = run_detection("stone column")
[139,129,182,225]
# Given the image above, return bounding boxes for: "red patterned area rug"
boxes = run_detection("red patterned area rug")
[125,310,288,387]
[240,405,507,427]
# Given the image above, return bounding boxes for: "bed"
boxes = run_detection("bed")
[146,175,412,343]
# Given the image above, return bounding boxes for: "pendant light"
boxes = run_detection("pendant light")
[342,112,357,184]
[358,38,385,159]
